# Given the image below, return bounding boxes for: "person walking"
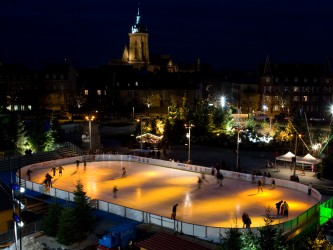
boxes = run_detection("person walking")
[308,183,312,195]
[113,185,119,198]
[258,179,263,193]
[58,166,64,177]
[275,200,283,215]
[283,201,289,217]
[171,203,178,220]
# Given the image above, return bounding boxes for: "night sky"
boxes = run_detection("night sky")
[1,0,332,70]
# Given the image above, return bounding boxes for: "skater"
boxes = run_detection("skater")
[245,214,252,228]
[113,185,119,198]
[75,160,80,168]
[122,167,127,178]
[271,179,276,189]
[258,179,263,193]
[217,170,224,186]
[308,183,312,195]
[242,212,248,228]
[27,169,33,180]
[275,200,283,215]
[283,201,289,217]
[171,203,178,220]
[83,157,87,167]
[58,165,64,176]
[45,173,53,187]
[51,166,57,176]
[197,176,203,189]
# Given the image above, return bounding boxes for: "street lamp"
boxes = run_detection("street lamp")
[233,126,243,170]
[221,96,226,108]
[293,133,301,177]
[185,123,194,163]
[85,115,95,150]
[137,117,149,150]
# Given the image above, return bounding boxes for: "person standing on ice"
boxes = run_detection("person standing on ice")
[122,167,127,178]
[171,203,178,220]
[58,165,64,177]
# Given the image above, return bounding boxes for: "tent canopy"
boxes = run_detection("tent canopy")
[276,152,321,165]
[275,151,295,162]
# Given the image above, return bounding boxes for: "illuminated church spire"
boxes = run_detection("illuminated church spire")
[131,2,147,34]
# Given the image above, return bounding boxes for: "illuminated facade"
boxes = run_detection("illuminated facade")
[258,55,333,119]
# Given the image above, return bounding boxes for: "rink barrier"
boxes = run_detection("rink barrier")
[19,154,322,243]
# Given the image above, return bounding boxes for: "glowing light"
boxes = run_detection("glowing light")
[221,96,226,108]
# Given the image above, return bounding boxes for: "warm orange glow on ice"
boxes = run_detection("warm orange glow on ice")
[28,161,319,228]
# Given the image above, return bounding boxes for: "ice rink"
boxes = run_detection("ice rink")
[26,160,318,228]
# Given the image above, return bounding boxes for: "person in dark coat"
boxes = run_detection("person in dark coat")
[275,200,283,215]
[171,203,178,220]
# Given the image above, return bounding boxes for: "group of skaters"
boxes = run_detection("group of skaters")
[275,200,289,217]
[41,165,65,188]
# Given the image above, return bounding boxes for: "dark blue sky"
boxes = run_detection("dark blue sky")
[0,0,332,70]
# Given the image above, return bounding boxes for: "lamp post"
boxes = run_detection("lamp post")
[293,133,300,177]
[233,126,243,170]
[85,115,95,150]
[185,123,194,163]
[137,117,149,150]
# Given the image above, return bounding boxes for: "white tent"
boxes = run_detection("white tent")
[275,151,295,162]
[299,153,321,164]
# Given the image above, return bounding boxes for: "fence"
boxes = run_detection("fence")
[16,154,322,243]
[0,221,43,245]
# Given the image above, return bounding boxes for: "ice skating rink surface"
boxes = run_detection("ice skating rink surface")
[28,161,318,228]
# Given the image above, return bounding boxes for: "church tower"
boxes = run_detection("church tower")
[123,4,149,68]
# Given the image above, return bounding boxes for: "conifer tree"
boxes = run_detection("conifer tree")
[220,227,242,250]
[56,207,79,245]
[42,203,62,236]
[15,118,30,155]
[73,181,94,237]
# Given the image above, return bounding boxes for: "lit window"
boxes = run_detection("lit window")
[265,77,270,83]
[97,90,101,95]
[293,87,299,92]
[14,105,18,111]
[293,96,298,102]
[104,90,107,95]
[135,81,139,86]
[21,105,25,110]
[84,90,89,95]
[303,96,308,102]
[28,105,32,110]
[273,105,279,111]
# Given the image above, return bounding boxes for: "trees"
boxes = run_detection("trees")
[73,181,94,236]
[42,203,62,237]
[44,181,94,246]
